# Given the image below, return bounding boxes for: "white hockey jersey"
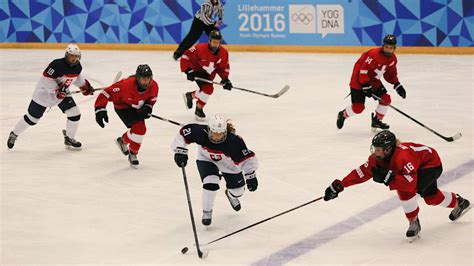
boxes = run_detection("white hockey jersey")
[32,58,86,107]
[171,123,258,175]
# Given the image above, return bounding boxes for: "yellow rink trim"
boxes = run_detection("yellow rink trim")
[0,42,473,54]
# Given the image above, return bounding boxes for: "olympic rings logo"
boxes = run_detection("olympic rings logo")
[291,13,313,24]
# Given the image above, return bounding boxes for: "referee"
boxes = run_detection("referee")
[173,0,224,60]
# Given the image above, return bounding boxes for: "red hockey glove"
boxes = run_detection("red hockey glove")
[55,83,70,99]
[80,79,94,96]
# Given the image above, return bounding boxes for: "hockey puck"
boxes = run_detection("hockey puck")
[181,247,189,254]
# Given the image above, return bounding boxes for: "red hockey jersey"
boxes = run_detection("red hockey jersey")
[341,142,442,193]
[180,43,230,80]
[94,76,159,110]
[349,47,399,91]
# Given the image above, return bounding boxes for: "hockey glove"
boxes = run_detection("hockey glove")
[394,83,406,99]
[372,165,394,186]
[361,84,373,98]
[137,104,152,120]
[80,79,94,96]
[245,171,258,192]
[324,179,344,201]
[185,68,196,81]
[95,107,108,128]
[222,79,233,91]
[55,83,70,99]
[174,147,188,167]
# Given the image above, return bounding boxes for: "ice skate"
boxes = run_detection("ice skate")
[406,218,421,242]
[202,210,212,226]
[115,136,129,155]
[225,189,241,211]
[128,152,139,168]
[183,92,193,109]
[449,194,471,221]
[62,129,82,151]
[7,131,18,149]
[336,110,346,129]
[371,113,389,132]
[195,106,206,121]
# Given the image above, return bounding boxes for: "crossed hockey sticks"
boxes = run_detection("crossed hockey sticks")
[70,71,122,95]
[180,196,324,257]
[194,77,290,98]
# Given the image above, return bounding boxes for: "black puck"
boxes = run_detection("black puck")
[181,247,189,254]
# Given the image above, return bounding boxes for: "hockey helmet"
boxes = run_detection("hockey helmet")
[208,115,228,144]
[65,44,81,66]
[135,64,153,92]
[371,130,397,160]
[208,30,222,53]
[383,34,397,46]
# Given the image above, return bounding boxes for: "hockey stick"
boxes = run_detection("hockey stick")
[194,77,290,98]
[181,196,323,252]
[70,71,122,95]
[180,166,207,259]
[372,94,462,142]
[150,114,184,126]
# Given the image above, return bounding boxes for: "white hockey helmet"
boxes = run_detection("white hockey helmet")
[207,115,228,144]
[65,44,81,65]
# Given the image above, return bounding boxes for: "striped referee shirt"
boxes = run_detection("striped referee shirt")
[195,0,224,26]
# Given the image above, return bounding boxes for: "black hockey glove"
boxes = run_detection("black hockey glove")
[394,83,406,99]
[137,104,152,120]
[185,68,196,81]
[324,179,344,201]
[221,78,233,91]
[361,84,373,97]
[245,171,258,192]
[174,147,188,167]
[95,107,108,128]
[372,165,394,186]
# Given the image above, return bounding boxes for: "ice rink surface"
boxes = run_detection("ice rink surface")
[0,49,472,265]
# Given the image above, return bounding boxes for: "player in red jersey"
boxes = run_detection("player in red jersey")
[336,35,407,131]
[180,30,232,120]
[94,65,159,167]
[323,130,471,240]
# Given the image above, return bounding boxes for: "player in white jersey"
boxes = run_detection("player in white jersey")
[171,115,259,226]
[7,44,94,150]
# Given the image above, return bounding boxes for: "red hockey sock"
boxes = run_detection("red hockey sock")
[423,190,456,208]
[122,121,146,154]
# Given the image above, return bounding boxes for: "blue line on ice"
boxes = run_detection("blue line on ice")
[252,160,474,266]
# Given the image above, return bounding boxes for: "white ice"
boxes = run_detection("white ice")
[1,49,472,265]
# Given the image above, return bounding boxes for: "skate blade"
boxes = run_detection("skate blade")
[371,127,383,133]
[65,145,82,151]
[195,116,206,122]
[129,163,139,169]
[452,205,472,222]
[407,234,420,243]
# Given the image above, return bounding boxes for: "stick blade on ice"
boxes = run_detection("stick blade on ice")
[272,85,290,98]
